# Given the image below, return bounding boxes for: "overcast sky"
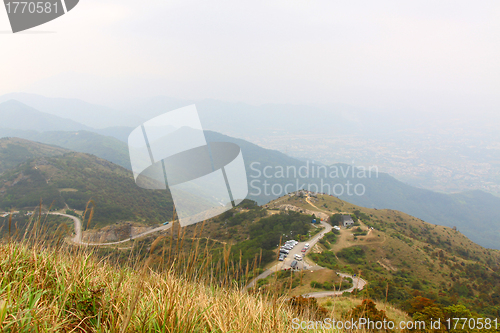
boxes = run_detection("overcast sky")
[0,0,499,115]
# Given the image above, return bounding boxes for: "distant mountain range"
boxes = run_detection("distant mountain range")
[0,93,374,139]
[0,100,93,132]
[0,98,499,248]
[0,93,142,129]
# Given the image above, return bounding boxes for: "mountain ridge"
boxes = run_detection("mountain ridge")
[0,99,499,249]
[0,100,93,132]
[0,93,142,128]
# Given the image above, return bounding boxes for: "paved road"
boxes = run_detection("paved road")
[245,219,332,289]
[48,212,172,246]
[302,273,368,298]
[53,201,368,297]
[245,198,368,297]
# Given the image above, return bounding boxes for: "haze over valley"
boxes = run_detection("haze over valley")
[2,2,500,331]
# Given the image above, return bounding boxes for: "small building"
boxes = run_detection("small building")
[342,215,354,227]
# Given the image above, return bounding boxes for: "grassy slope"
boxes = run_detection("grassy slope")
[266,194,500,316]
[333,166,500,249]
[3,196,495,331]
[0,137,67,174]
[0,130,131,170]
[1,133,499,249]
[0,152,173,228]
[0,241,318,333]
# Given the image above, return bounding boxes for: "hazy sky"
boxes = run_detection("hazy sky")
[1,0,499,114]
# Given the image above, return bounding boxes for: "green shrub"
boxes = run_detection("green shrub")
[337,246,366,264]
[309,251,337,270]
[310,281,322,289]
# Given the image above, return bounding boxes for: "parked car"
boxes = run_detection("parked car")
[280,249,289,254]
[301,248,306,252]
[278,254,285,261]
[290,260,298,268]
[294,254,302,261]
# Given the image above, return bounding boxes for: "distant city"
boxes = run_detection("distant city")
[250,124,500,196]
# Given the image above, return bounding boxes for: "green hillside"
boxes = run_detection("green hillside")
[64,193,500,320]
[0,129,131,170]
[206,131,500,249]
[0,149,172,228]
[325,163,500,249]
[0,137,68,174]
[0,129,499,249]
[2,187,500,326]
[264,194,500,319]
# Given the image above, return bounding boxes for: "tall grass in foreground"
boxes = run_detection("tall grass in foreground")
[0,206,341,333]
[0,207,412,332]
[1,239,336,332]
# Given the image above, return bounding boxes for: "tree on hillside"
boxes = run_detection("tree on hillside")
[348,299,391,332]
[288,296,328,320]
[330,213,342,226]
[407,296,436,315]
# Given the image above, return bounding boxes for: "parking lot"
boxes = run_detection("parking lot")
[279,240,310,270]
[245,220,333,290]
[276,220,333,271]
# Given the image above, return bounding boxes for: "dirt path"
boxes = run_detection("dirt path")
[305,196,328,213]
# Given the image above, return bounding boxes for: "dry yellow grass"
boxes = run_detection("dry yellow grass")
[0,201,438,333]
[0,240,343,332]
[318,296,412,332]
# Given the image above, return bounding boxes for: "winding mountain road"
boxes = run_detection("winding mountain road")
[51,196,368,298]
[48,212,172,246]
[245,197,368,298]
[245,219,333,290]
[302,273,368,298]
